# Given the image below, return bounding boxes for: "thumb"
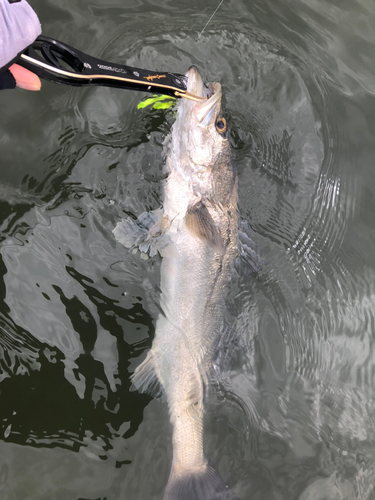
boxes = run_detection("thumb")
[9,63,41,91]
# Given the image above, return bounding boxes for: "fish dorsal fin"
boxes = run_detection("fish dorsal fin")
[234,216,264,275]
[131,350,164,399]
[185,202,223,250]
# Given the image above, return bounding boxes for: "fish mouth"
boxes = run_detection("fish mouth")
[186,66,222,124]
[186,65,206,98]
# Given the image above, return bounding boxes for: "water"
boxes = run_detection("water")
[0,0,375,498]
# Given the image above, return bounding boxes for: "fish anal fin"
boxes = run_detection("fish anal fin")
[131,351,164,399]
[185,202,223,250]
[164,462,239,500]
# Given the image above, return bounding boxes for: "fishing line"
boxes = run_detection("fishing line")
[197,0,225,40]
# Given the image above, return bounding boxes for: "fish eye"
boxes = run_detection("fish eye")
[215,118,227,134]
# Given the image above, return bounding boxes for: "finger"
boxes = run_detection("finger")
[8,64,41,91]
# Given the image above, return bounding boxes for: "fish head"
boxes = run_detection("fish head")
[168,66,233,192]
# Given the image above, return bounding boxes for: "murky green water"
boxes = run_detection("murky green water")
[1,0,375,498]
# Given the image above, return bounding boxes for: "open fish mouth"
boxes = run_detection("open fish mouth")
[185,65,222,123]
[186,65,208,97]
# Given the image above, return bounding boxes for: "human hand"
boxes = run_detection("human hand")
[0,0,41,91]
[8,63,41,90]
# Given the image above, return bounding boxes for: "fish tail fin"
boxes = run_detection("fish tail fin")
[163,462,239,500]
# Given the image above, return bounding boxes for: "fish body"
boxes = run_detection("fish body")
[114,66,241,500]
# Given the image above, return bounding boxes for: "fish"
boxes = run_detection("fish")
[113,66,258,500]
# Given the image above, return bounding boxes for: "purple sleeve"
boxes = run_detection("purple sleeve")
[0,0,41,70]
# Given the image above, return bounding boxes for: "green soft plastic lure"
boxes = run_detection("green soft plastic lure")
[137,95,176,110]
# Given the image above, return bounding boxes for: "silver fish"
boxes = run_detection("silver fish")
[114,66,256,500]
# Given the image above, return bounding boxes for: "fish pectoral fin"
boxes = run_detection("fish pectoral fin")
[113,209,169,259]
[164,461,239,500]
[234,216,264,276]
[131,350,164,399]
[113,216,147,249]
[185,202,224,250]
